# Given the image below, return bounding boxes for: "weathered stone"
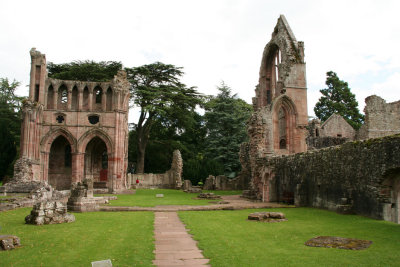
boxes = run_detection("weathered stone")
[25,201,75,225]
[198,193,221,200]
[183,180,192,191]
[203,175,244,191]
[156,194,164,198]
[8,48,130,193]
[91,259,113,267]
[67,179,99,212]
[127,150,183,190]
[0,235,21,250]
[305,236,372,250]
[358,95,400,140]
[248,212,287,222]
[1,239,14,250]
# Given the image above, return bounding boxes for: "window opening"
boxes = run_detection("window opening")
[56,115,65,123]
[95,88,102,103]
[61,89,68,103]
[88,115,99,125]
[278,107,287,149]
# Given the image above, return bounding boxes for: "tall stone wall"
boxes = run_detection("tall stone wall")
[261,134,400,223]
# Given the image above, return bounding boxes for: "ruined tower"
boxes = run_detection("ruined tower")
[10,48,130,193]
[241,15,308,200]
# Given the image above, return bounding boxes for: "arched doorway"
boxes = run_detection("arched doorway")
[48,135,72,190]
[84,137,108,188]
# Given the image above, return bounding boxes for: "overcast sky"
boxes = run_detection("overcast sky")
[1,0,399,122]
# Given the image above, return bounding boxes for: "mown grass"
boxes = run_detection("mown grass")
[0,208,154,267]
[103,189,242,207]
[179,208,400,267]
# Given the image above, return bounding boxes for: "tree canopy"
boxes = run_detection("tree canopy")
[47,60,122,81]
[125,62,203,173]
[314,71,364,129]
[0,78,23,181]
[204,82,252,176]
[43,60,252,184]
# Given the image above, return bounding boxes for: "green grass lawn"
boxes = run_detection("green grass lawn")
[0,208,154,267]
[179,208,400,267]
[103,189,242,207]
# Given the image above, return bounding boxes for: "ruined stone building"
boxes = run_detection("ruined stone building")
[7,48,130,193]
[358,95,400,140]
[240,15,308,200]
[306,114,356,149]
[241,15,400,224]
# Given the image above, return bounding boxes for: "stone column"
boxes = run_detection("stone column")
[101,91,107,111]
[88,85,94,111]
[53,86,59,110]
[77,83,84,111]
[67,85,73,111]
[72,152,84,183]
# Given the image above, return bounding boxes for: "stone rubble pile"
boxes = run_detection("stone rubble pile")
[197,193,222,199]
[25,201,75,225]
[0,235,21,250]
[182,180,202,193]
[248,211,287,222]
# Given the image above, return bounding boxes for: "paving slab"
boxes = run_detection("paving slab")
[153,212,210,267]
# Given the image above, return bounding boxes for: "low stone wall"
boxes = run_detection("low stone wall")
[128,172,179,189]
[127,150,183,189]
[259,134,400,223]
[203,175,244,190]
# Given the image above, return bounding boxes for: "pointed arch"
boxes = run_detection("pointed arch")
[57,83,68,110]
[272,95,298,154]
[258,43,282,107]
[47,84,54,109]
[77,128,113,154]
[40,127,77,154]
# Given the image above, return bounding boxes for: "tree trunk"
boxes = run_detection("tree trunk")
[135,111,153,174]
[136,135,146,173]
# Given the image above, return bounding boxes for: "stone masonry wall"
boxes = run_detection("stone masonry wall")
[262,134,400,222]
[127,150,183,189]
[358,95,400,140]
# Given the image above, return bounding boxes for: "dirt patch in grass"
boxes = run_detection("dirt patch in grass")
[305,236,372,250]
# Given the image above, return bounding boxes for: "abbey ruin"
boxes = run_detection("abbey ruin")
[1,15,399,224]
[240,15,400,224]
[2,48,130,194]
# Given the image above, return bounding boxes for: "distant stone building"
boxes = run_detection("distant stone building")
[7,48,130,193]
[358,95,400,139]
[306,114,355,149]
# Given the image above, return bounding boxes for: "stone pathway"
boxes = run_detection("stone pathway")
[153,212,210,267]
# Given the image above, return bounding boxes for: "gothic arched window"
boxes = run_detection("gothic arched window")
[278,107,287,149]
